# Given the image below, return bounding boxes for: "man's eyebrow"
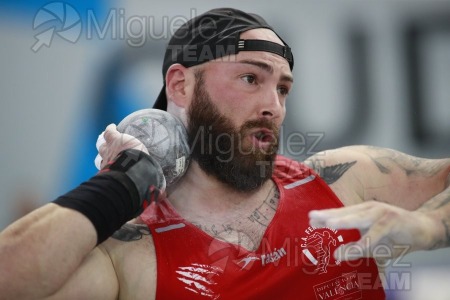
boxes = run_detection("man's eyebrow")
[239,59,273,74]
[238,59,294,83]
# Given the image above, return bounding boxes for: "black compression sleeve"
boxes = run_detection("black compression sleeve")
[53,149,164,245]
[54,172,141,244]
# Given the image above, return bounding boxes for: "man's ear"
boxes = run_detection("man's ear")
[165,64,193,108]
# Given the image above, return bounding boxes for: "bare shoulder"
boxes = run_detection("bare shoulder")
[44,221,157,300]
[304,147,364,185]
[304,145,435,181]
[304,146,370,205]
[103,218,157,300]
[306,145,449,181]
[305,145,450,208]
[110,221,152,242]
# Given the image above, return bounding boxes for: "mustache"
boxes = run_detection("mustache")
[240,118,279,135]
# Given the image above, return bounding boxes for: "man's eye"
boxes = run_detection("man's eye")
[278,86,290,96]
[241,74,257,84]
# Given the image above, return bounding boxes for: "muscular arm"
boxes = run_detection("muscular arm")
[417,180,450,249]
[0,125,161,299]
[307,145,450,259]
[49,222,155,300]
[0,204,118,299]
[359,146,450,210]
[306,145,450,209]
[361,146,450,248]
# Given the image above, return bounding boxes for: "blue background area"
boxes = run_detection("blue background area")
[0,0,107,22]
[1,0,148,191]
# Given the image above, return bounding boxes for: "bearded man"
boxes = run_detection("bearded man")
[1,8,450,300]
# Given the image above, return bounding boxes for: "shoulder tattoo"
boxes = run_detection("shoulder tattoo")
[111,223,151,242]
[308,159,357,185]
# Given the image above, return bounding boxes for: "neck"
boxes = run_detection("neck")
[167,161,276,217]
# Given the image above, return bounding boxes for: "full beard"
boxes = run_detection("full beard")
[187,71,279,192]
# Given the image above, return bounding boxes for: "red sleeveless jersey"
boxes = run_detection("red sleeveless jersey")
[141,156,385,299]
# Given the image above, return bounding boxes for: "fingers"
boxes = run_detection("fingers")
[96,131,106,150]
[95,131,106,170]
[310,201,380,219]
[103,124,120,144]
[94,154,102,170]
[310,202,420,262]
[333,220,388,261]
[309,201,383,230]
[309,203,370,224]
[96,123,150,170]
[104,123,148,154]
[95,125,118,169]
[308,202,392,261]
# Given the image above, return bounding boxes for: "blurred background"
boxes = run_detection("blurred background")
[0,0,449,298]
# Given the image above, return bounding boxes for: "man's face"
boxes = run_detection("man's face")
[183,29,293,192]
[187,70,280,192]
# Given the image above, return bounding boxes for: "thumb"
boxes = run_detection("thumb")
[103,124,120,143]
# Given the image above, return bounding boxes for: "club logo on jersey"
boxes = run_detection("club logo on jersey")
[300,226,344,274]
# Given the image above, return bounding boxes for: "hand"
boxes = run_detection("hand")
[95,124,149,170]
[308,201,441,262]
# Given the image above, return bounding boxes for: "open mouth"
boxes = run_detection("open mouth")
[254,130,273,143]
[251,128,275,148]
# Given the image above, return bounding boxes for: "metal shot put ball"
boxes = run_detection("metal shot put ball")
[117,109,191,186]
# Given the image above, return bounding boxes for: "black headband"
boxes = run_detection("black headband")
[153,8,294,110]
[237,39,293,67]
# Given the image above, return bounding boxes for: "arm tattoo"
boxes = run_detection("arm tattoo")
[308,160,357,185]
[370,158,391,174]
[366,146,448,177]
[111,223,151,242]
